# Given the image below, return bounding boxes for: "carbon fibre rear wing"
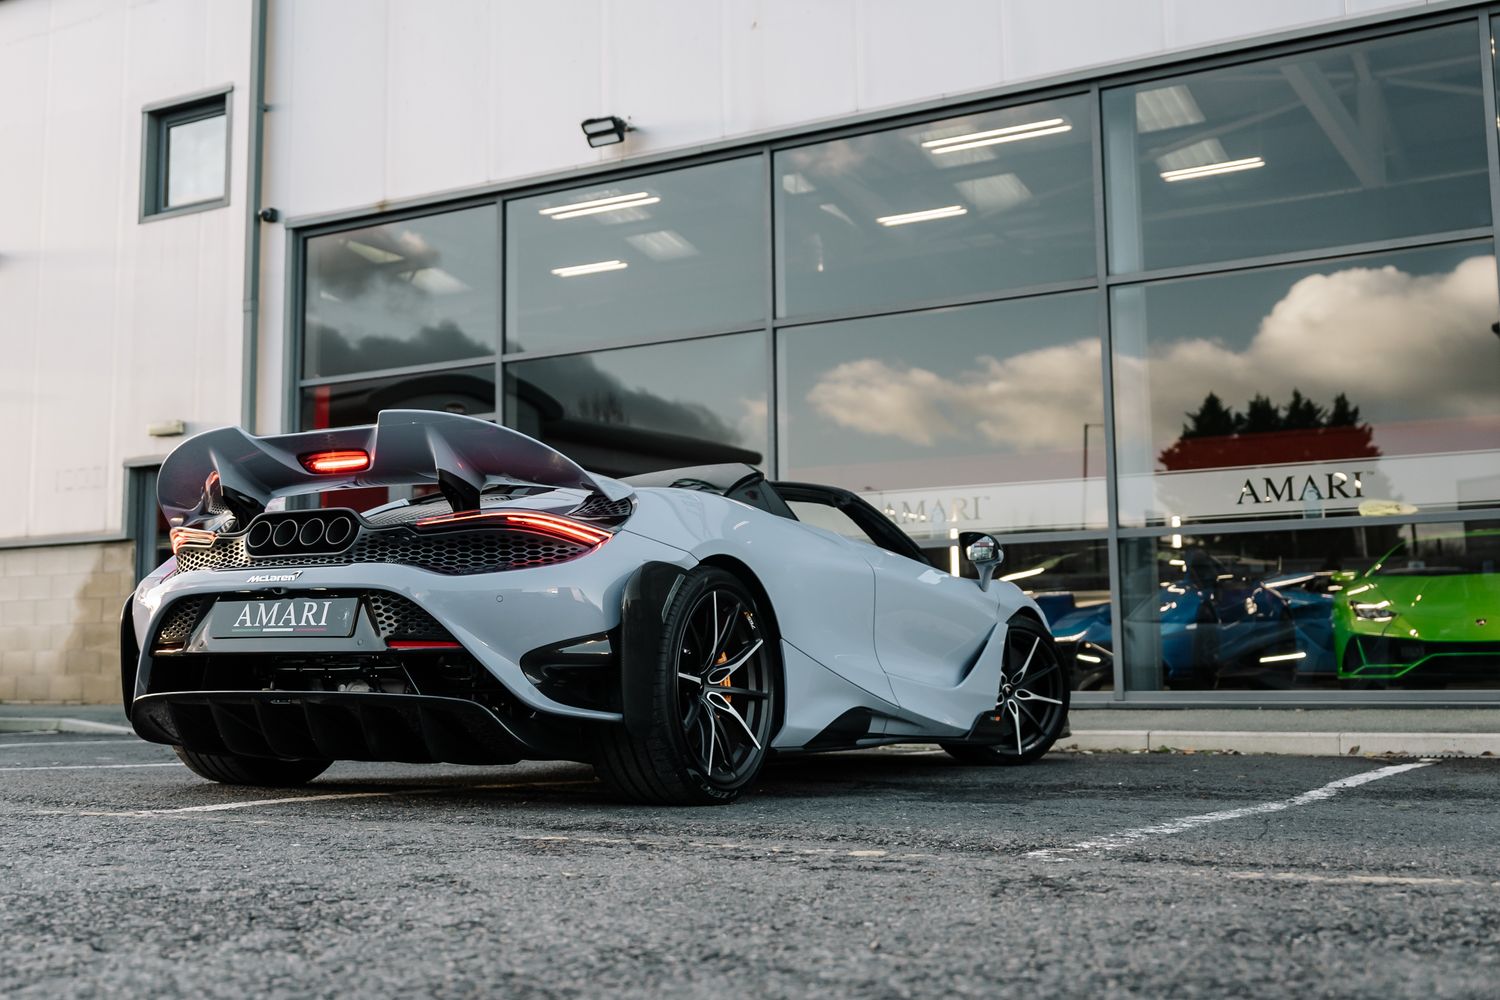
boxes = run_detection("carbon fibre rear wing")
[157,409,632,528]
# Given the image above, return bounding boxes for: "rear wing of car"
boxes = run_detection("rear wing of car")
[157,409,632,528]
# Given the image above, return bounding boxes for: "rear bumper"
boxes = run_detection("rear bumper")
[127,528,694,722]
[132,690,560,764]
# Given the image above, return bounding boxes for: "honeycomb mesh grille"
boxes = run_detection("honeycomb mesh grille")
[365,592,451,641]
[174,527,588,575]
[176,536,349,573]
[571,495,634,522]
[156,597,210,645]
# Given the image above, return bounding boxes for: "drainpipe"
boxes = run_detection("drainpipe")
[240,0,269,432]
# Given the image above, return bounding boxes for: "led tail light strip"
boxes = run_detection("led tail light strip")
[413,510,613,547]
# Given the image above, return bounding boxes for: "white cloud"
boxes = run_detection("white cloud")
[809,341,1103,451]
[1135,254,1499,445]
[807,254,1499,455]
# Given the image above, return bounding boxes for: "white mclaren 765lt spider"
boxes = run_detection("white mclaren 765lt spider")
[122,410,1069,804]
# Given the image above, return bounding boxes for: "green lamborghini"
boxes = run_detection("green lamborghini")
[1333,528,1500,684]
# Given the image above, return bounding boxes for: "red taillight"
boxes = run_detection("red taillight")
[301,449,370,474]
[169,526,217,553]
[414,510,612,547]
[387,640,463,650]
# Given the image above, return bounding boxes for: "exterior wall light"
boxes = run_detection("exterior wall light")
[581,115,631,148]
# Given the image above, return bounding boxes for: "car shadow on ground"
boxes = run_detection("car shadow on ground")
[123,748,1079,813]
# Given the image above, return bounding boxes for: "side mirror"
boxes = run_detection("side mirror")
[960,532,1004,592]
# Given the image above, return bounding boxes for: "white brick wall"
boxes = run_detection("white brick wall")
[0,542,134,704]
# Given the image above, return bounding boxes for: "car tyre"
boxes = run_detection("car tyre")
[941,616,1070,766]
[594,567,780,805]
[173,747,331,787]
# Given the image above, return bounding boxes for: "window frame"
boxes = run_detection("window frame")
[140,86,233,222]
[280,5,1500,708]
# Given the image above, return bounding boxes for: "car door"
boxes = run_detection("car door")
[772,483,1004,710]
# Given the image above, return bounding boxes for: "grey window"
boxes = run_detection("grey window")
[506,159,766,355]
[776,95,1096,318]
[777,291,1103,534]
[503,333,768,478]
[303,206,499,380]
[299,364,496,431]
[1104,24,1490,273]
[142,92,229,218]
[1110,242,1500,528]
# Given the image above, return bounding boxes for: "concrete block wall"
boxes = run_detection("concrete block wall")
[0,542,134,704]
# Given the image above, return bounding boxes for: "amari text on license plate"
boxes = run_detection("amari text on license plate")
[209,597,360,638]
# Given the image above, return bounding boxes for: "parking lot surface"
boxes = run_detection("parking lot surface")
[2,733,1497,999]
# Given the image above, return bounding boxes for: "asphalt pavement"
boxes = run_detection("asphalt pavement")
[1,734,1497,998]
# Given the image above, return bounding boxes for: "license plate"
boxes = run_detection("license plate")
[209,597,359,638]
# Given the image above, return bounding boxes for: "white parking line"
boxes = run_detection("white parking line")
[76,778,600,817]
[1026,760,1434,860]
[82,790,410,815]
[1,763,179,772]
[0,739,139,750]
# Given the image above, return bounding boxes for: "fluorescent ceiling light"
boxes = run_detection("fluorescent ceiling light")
[1000,565,1047,582]
[550,259,628,277]
[408,267,469,294]
[1156,138,1228,173]
[781,172,816,194]
[1161,156,1265,182]
[344,240,403,264]
[1258,651,1307,663]
[625,229,698,261]
[876,205,967,227]
[818,203,856,227]
[540,192,660,220]
[1135,85,1205,133]
[954,173,1031,212]
[922,118,1071,155]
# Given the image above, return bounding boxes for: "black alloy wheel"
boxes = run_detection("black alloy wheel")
[673,582,776,788]
[594,567,780,805]
[942,616,1070,765]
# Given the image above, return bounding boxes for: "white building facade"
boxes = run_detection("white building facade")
[3,0,1498,705]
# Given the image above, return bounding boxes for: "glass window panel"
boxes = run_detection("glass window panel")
[1111,242,1500,527]
[1118,520,1500,692]
[164,113,226,207]
[965,538,1114,692]
[1105,24,1490,273]
[503,334,768,478]
[299,365,495,430]
[506,159,766,354]
[304,207,498,379]
[778,292,1104,535]
[777,95,1095,317]
[785,500,880,548]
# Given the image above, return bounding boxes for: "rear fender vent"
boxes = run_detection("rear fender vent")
[154,597,212,647]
